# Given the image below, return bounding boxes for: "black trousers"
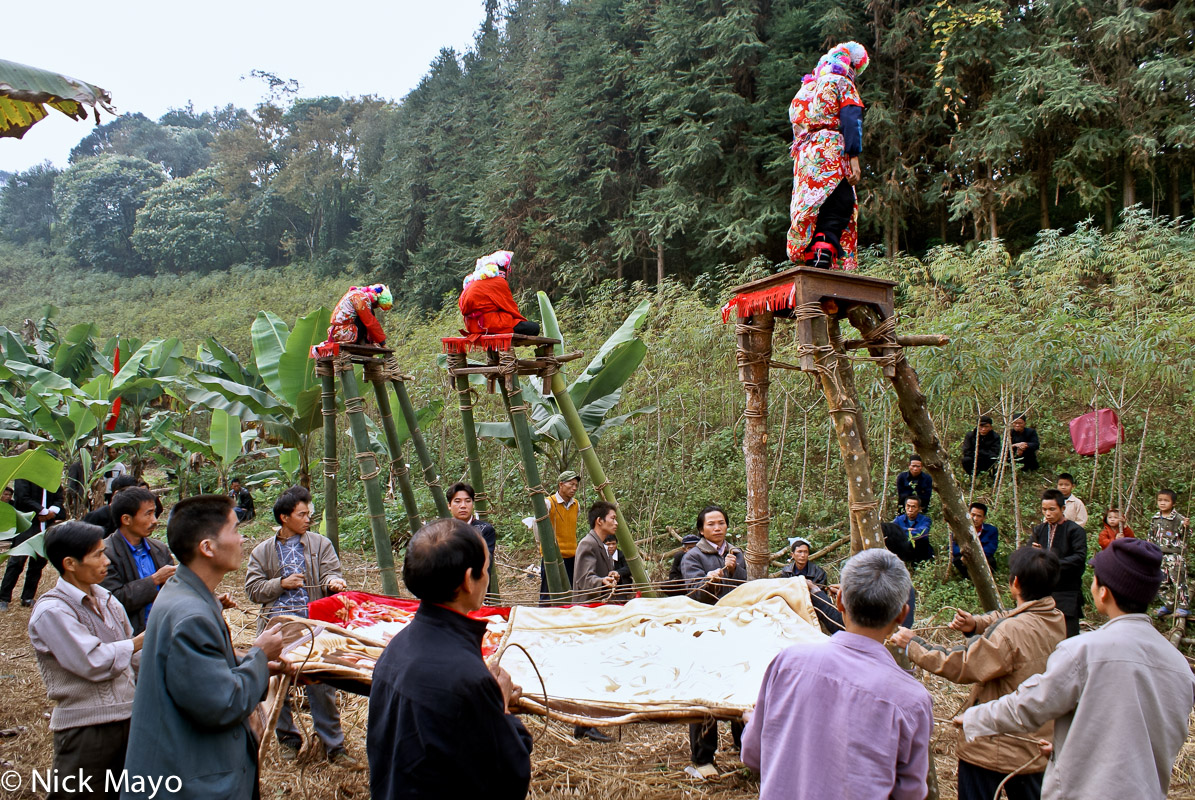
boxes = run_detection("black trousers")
[1,527,47,603]
[961,453,998,474]
[957,758,1043,800]
[50,719,130,800]
[513,320,540,335]
[1063,614,1080,638]
[689,718,744,765]
[538,556,575,605]
[810,179,856,257]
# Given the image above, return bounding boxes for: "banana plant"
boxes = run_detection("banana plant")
[0,448,63,546]
[472,297,656,475]
[162,408,267,492]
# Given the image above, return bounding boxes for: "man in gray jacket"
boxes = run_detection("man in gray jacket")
[245,486,354,767]
[959,538,1195,800]
[122,494,284,800]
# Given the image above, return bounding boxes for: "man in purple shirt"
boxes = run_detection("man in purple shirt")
[742,548,933,800]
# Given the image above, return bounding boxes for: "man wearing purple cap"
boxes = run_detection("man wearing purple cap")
[957,538,1195,800]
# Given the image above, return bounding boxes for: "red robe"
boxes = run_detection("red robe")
[458,276,526,334]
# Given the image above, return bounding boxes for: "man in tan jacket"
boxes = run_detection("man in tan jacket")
[245,486,356,768]
[890,546,1066,800]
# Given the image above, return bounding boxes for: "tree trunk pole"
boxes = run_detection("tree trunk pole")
[846,306,1003,612]
[366,373,423,539]
[386,362,451,518]
[549,370,656,597]
[448,355,500,598]
[735,311,775,579]
[317,367,341,553]
[808,316,883,552]
[498,376,569,602]
[338,362,399,596]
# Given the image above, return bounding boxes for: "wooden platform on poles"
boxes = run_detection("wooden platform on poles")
[442,334,584,387]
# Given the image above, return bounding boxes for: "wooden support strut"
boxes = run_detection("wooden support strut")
[447,352,500,599]
[499,373,569,602]
[845,305,1003,612]
[735,311,776,580]
[366,375,423,540]
[384,359,450,519]
[336,361,400,596]
[316,363,341,554]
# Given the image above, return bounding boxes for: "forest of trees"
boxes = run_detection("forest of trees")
[1,0,1192,311]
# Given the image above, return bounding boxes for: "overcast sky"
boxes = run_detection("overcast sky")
[1,0,488,173]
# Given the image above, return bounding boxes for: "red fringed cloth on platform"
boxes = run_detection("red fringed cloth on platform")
[310,341,340,358]
[441,334,515,354]
[720,281,797,323]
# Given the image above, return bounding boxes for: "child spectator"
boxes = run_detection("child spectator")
[1056,473,1088,528]
[1097,507,1135,551]
[1149,489,1189,618]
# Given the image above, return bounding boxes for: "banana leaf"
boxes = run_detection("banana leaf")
[0,58,114,139]
[0,449,62,536]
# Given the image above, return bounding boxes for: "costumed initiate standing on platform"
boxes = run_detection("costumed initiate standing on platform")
[786,42,868,271]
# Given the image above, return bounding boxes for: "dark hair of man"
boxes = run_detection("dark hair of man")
[167,494,235,565]
[45,521,106,575]
[1041,489,1066,511]
[969,502,988,515]
[696,504,728,532]
[273,486,313,524]
[112,487,157,528]
[231,477,242,486]
[402,518,486,603]
[1159,488,1178,503]
[588,500,617,530]
[979,416,993,426]
[110,474,140,495]
[446,482,475,502]
[1008,546,1059,601]
[1094,575,1151,614]
[1057,473,1075,483]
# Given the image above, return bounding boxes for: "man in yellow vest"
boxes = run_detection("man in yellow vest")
[540,471,580,604]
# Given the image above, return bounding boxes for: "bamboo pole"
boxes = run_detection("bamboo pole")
[846,306,1003,612]
[548,370,656,597]
[498,376,569,601]
[338,363,399,596]
[389,373,451,518]
[447,354,500,598]
[734,310,775,579]
[317,367,341,553]
[367,375,423,539]
[808,315,884,553]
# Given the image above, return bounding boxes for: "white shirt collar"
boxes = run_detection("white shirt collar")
[54,576,110,612]
[553,492,577,508]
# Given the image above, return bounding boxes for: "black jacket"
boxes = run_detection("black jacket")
[82,504,119,535]
[778,561,829,586]
[1031,520,1088,617]
[896,470,934,510]
[962,429,1001,465]
[13,479,66,534]
[367,602,533,800]
[101,531,175,635]
[1009,427,1040,470]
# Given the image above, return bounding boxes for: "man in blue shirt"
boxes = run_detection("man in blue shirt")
[893,497,933,567]
[101,487,174,635]
[952,502,999,581]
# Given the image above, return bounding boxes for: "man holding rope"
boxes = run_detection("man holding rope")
[245,486,354,768]
[890,546,1065,800]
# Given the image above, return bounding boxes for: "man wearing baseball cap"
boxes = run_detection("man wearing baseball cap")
[539,471,580,604]
[957,539,1195,799]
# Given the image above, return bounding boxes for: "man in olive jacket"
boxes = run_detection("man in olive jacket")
[891,546,1066,800]
[121,495,284,800]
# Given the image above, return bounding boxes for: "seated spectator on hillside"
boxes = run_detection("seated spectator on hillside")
[742,549,932,800]
[368,519,532,799]
[229,477,255,522]
[81,474,141,535]
[961,417,1001,476]
[1008,413,1040,471]
[1098,507,1135,550]
[458,250,540,336]
[893,497,933,567]
[101,447,128,503]
[1056,473,1088,528]
[448,482,497,564]
[896,455,933,510]
[952,502,999,581]
[101,487,175,636]
[29,521,144,800]
[662,534,700,596]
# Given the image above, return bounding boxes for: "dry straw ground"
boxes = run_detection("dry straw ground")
[2,526,1195,799]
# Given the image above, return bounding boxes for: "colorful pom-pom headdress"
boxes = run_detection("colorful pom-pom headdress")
[365,283,392,310]
[463,250,515,288]
[809,41,869,84]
